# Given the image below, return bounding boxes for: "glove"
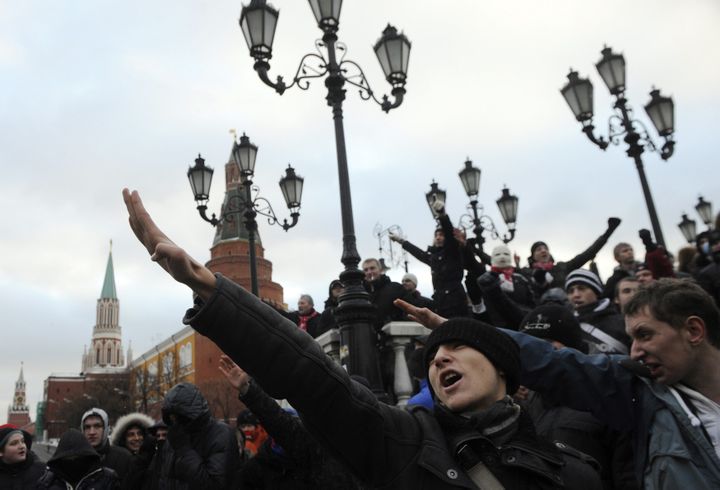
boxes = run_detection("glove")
[607,217,621,232]
[431,199,445,215]
[476,271,500,291]
[639,229,657,252]
[167,424,191,450]
[389,232,403,244]
[532,268,547,285]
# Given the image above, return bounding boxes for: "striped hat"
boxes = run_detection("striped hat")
[565,269,603,296]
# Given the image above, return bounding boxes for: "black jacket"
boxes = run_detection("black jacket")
[38,429,119,490]
[0,450,46,490]
[363,275,406,329]
[95,439,132,485]
[158,383,238,490]
[523,390,638,490]
[576,299,631,354]
[402,214,468,318]
[184,274,602,489]
[522,227,616,295]
[698,262,720,307]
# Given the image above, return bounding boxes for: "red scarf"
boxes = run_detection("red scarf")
[298,310,319,331]
[491,266,515,281]
[532,261,554,271]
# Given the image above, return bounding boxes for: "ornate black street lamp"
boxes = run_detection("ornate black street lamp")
[678,214,697,244]
[678,196,714,243]
[695,196,714,229]
[238,0,410,398]
[373,223,408,273]
[457,159,518,244]
[187,133,304,296]
[425,160,518,245]
[561,46,675,248]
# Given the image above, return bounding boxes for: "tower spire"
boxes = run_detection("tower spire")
[101,241,117,299]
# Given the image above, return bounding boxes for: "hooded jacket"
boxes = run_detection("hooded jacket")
[80,408,132,483]
[37,429,119,490]
[183,274,601,489]
[157,382,238,489]
[110,412,154,452]
[0,428,46,490]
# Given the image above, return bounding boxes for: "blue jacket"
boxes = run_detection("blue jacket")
[503,329,720,489]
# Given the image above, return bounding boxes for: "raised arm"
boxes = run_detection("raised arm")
[564,217,621,272]
[123,189,420,486]
[123,189,216,300]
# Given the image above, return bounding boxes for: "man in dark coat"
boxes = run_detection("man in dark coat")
[522,217,621,297]
[565,269,630,354]
[400,272,434,310]
[37,429,119,490]
[157,382,238,489]
[122,189,602,490]
[81,408,132,485]
[0,424,46,489]
[392,200,468,318]
[361,257,406,329]
[316,279,344,336]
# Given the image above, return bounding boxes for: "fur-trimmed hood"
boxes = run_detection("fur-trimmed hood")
[110,412,154,447]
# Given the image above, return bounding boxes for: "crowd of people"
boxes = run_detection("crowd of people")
[2,190,719,489]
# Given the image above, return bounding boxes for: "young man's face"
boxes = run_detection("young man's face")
[532,245,551,264]
[567,284,598,309]
[155,427,168,441]
[616,246,635,265]
[362,261,382,282]
[636,269,654,285]
[83,415,104,448]
[401,278,416,292]
[433,230,445,248]
[428,342,506,413]
[615,280,640,311]
[626,308,695,385]
[0,433,27,464]
[125,426,144,453]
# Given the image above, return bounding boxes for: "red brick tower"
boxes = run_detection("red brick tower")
[205,147,284,304]
[7,363,31,428]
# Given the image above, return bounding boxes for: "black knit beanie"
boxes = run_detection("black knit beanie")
[530,241,548,255]
[423,318,521,395]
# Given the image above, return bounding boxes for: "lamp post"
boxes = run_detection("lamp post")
[187,133,304,296]
[457,158,519,244]
[561,46,675,248]
[238,0,410,397]
[678,196,714,243]
[426,160,519,245]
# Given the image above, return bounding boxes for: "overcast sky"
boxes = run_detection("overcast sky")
[2,0,719,422]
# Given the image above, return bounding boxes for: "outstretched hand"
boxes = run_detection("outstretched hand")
[394,298,447,330]
[218,355,251,395]
[122,189,216,300]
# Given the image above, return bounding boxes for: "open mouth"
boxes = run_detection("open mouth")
[441,370,462,388]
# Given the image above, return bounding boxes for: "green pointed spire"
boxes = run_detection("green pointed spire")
[101,241,117,299]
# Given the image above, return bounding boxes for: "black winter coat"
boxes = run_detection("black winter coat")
[576,299,631,354]
[0,451,46,490]
[522,227,615,295]
[523,390,638,490]
[185,274,602,489]
[95,439,132,486]
[363,275,406,329]
[158,383,239,490]
[38,429,119,490]
[698,262,720,307]
[402,214,467,318]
